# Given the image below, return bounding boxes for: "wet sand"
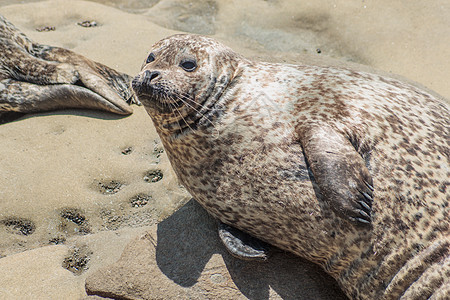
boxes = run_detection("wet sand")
[0,0,448,298]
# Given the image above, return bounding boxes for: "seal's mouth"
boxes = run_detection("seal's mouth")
[131,75,181,114]
[131,71,224,135]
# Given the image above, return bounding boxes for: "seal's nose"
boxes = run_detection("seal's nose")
[144,70,160,83]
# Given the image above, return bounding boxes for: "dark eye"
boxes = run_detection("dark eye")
[180,59,197,72]
[146,53,155,64]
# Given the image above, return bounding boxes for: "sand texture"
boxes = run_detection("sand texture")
[0,0,449,299]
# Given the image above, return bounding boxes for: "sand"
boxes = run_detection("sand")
[0,0,448,298]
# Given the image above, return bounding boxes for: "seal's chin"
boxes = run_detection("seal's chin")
[131,74,208,135]
[132,76,173,114]
[135,94,171,114]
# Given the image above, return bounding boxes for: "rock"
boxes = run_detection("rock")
[0,226,151,299]
[0,245,86,299]
[85,200,347,299]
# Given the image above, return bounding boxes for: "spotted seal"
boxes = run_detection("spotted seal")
[132,34,449,299]
[0,15,135,121]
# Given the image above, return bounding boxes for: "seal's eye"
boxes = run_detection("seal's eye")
[180,59,197,72]
[146,53,155,64]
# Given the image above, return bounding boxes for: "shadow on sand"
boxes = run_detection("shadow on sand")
[156,199,348,300]
[0,109,129,125]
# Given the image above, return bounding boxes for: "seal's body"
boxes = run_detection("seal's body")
[0,14,134,118]
[132,34,449,299]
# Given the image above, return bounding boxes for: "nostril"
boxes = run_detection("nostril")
[144,70,160,82]
[149,71,159,81]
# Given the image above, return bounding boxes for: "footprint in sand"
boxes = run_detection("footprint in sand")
[97,180,125,194]
[59,207,91,235]
[62,245,93,275]
[130,194,152,208]
[143,170,163,183]
[1,217,35,236]
[121,146,133,155]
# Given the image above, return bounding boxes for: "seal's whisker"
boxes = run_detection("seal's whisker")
[158,81,224,113]
[161,93,184,134]
[171,93,218,132]
[152,82,194,134]
[166,98,184,135]
[166,95,196,134]
[169,104,186,135]
[178,94,226,112]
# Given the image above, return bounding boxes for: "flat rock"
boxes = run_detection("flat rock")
[0,245,81,299]
[86,200,347,299]
[0,226,150,299]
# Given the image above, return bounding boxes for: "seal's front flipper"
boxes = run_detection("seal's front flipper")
[299,125,374,225]
[218,222,271,261]
[2,45,79,85]
[0,15,134,116]
[34,46,139,108]
[0,15,79,85]
[0,79,131,115]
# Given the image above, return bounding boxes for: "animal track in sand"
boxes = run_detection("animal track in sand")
[130,194,152,207]
[121,146,133,155]
[62,245,93,275]
[1,217,35,235]
[97,180,124,194]
[59,207,91,235]
[152,143,164,159]
[48,236,66,245]
[143,170,163,183]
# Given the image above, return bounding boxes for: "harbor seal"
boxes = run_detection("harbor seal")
[0,15,135,122]
[132,34,449,299]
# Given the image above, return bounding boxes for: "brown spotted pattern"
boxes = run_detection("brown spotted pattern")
[0,14,134,115]
[133,34,449,299]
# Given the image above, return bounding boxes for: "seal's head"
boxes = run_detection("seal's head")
[132,34,245,135]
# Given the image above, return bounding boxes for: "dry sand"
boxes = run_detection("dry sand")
[0,0,448,298]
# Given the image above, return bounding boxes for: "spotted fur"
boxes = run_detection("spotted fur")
[0,14,134,116]
[133,34,449,299]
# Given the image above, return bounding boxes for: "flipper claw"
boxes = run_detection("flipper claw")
[359,200,371,212]
[299,125,375,226]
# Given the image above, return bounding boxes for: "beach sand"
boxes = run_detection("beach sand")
[0,0,448,298]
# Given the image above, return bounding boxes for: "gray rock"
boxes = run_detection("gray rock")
[85,200,347,299]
